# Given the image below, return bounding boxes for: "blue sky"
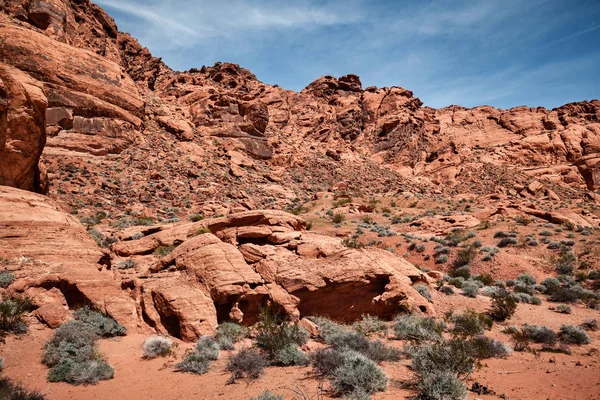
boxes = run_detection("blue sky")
[96,0,600,109]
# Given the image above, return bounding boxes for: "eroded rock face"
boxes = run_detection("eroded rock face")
[112,210,433,340]
[0,186,138,330]
[0,64,47,192]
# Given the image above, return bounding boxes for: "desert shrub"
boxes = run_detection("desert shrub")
[556,304,572,314]
[154,245,175,256]
[525,236,539,247]
[393,315,444,342]
[580,319,599,331]
[331,213,345,224]
[497,237,517,248]
[451,310,492,338]
[310,348,345,376]
[461,281,479,298]
[534,284,547,293]
[408,339,474,379]
[506,279,516,287]
[521,325,557,346]
[540,277,560,294]
[0,296,34,334]
[44,320,114,385]
[453,246,477,268]
[142,336,173,359]
[115,259,135,270]
[327,331,369,352]
[450,266,471,280]
[0,272,15,289]
[488,291,517,322]
[448,277,465,289]
[352,315,387,336]
[494,280,506,288]
[363,340,402,363]
[47,359,114,385]
[514,283,534,295]
[308,316,347,342]
[552,250,577,275]
[0,376,46,400]
[250,391,283,400]
[530,296,542,305]
[435,254,448,264]
[73,308,126,338]
[175,351,211,374]
[330,350,387,396]
[558,325,590,345]
[227,348,268,382]
[517,274,536,286]
[414,284,432,302]
[473,274,494,286]
[472,240,483,248]
[481,286,499,297]
[255,307,308,361]
[467,336,511,359]
[494,231,516,238]
[275,345,309,366]
[215,322,248,349]
[440,286,455,295]
[548,287,579,303]
[195,336,220,360]
[416,371,467,400]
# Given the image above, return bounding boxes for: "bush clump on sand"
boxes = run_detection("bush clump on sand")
[450,310,493,338]
[556,304,572,314]
[0,296,34,334]
[175,336,220,374]
[461,281,479,298]
[142,336,174,359]
[226,348,268,383]
[352,314,387,336]
[393,315,444,342]
[250,391,283,400]
[43,320,114,385]
[0,272,15,289]
[73,307,126,338]
[558,325,590,345]
[487,291,517,322]
[330,350,387,397]
[0,376,46,400]
[255,307,309,365]
[215,322,248,350]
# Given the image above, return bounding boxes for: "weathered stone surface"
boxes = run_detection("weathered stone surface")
[0,186,138,330]
[0,64,47,192]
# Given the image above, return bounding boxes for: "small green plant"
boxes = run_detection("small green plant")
[0,272,15,289]
[188,213,204,222]
[250,391,283,400]
[226,348,268,383]
[352,315,387,336]
[558,325,590,345]
[0,296,34,334]
[43,320,114,385]
[453,246,477,268]
[461,281,479,298]
[487,291,517,322]
[330,350,387,397]
[154,245,176,256]
[142,336,174,359]
[393,315,444,342]
[450,310,493,338]
[116,259,136,270]
[73,308,126,338]
[215,322,248,350]
[255,306,308,363]
[556,304,572,314]
[175,351,211,374]
[0,376,46,400]
[414,284,432,302]
[331,213,345,224]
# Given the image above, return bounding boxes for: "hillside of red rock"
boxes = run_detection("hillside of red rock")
[0,1,599,399]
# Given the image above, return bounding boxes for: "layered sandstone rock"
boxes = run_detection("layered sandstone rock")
[0,186,138,330]
[111,210,433,340]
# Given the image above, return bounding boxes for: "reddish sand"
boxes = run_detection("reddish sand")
[2,295,599,400]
